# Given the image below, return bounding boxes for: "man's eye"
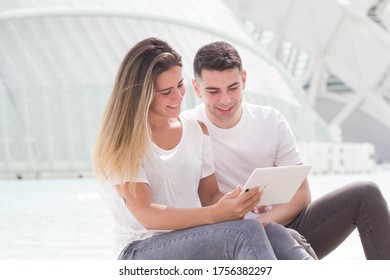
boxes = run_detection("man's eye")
[229,86,239,91]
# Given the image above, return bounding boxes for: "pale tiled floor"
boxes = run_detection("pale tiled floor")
[1,170,389,260]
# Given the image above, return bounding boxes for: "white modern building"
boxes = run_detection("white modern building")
[1,0,388,178]
[224,0,390,167]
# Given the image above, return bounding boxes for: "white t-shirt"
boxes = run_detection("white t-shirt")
[181,102,302,194]
[103,117,215,255]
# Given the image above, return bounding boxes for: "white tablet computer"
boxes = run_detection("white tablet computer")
[241,165,312,206]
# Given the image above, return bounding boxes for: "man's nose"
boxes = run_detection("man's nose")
[220,91,231,104]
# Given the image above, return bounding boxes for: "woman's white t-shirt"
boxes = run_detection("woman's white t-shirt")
[104,117,215,255]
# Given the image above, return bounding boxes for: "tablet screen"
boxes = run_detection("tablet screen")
[242,165,312,206]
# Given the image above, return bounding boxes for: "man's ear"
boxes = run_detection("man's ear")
[192,79,202,98]
[241,70,247,91]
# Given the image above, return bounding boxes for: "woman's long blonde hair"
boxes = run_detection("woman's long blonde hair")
[93,37,182,185]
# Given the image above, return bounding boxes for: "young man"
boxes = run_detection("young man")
[181,41,390,259]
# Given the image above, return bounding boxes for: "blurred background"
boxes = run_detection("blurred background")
[0,0,389,259]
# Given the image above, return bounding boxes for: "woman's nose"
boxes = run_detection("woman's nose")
[173,86,185,100]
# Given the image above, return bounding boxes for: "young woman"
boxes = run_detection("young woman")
[93,37,313,260]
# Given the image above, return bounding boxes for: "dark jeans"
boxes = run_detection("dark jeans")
[288,181,390,259]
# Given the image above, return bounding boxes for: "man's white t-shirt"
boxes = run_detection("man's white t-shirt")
[103,117,215,256]
[181,102,302,194]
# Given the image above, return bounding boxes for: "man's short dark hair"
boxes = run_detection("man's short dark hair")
[193,41,243,80]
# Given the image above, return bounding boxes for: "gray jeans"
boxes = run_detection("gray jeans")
[118,220,313,260]
[288,181,390,259]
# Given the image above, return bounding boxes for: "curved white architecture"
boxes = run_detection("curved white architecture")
[224,0,390,164]
[0,0,342,178]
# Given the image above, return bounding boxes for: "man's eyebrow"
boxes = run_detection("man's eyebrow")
[228,82,240,88]
[205,86,219,91]
[205,82,240,91]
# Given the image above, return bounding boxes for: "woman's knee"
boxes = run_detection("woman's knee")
[220,220,268,246]
[211,220,276,259]
[222,219,264,236]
